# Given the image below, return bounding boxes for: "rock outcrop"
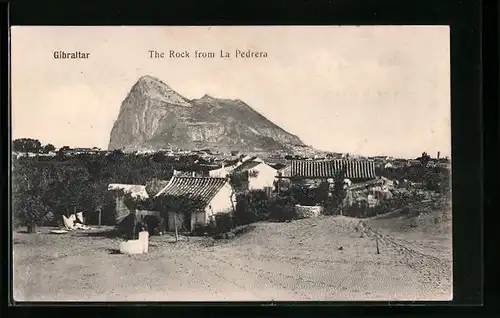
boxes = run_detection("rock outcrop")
[108,75,305,153]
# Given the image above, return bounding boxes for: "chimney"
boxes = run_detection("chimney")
[192,171,196,177]
[222,163,225,169]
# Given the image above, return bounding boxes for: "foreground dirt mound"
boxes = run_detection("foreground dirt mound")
[225,216,361,248]
[364,198,452,236]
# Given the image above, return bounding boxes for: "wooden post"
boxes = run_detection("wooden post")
[98,208,102,226]
[27,223,37,233]
[338,197,342,216]
[376,238,380,254]
[277,172,281,195]
[174,212,179,242]
[129,206,137,240]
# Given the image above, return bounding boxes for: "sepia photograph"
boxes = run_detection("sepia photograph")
[10,26,452,302]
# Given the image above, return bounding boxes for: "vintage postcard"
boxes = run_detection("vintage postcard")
[10,26,452,302]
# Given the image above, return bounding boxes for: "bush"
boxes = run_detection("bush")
[212,213,234,234]
[422,167,451,194]
[284,183,328,206]
[142,215,160,234]
[194,213,236,239]
[268,195,297,222]
[372,200,395,216]
[191,224,211,236]
[234,190,271,225]
[234,190,299,224]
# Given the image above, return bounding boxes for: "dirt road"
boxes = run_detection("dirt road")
[12,215,452,301]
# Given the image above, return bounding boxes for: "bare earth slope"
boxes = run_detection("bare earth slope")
[13,210,452,301]
[108,75,304,153]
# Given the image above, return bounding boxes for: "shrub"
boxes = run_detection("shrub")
[229,171,249,191]
[198,213,236,239]
[372,199,395,216]
[423,167,451,194]
[212,213,234,234]
[268,195,297,222]
[191,224,211,236]
[234,190,271,225]
[142,215,160,234]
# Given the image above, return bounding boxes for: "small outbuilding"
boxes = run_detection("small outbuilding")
[154,176,235,232]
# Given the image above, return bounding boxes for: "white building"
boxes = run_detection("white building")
[209,163,237,178]
[209,156,263,178]
[232,160,277,192]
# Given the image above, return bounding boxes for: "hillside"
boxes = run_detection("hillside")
[108,75,305,153]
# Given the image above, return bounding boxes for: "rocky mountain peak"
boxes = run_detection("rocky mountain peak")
[200,94,214,99]
[109,75,306,152]
[130,75,191,107]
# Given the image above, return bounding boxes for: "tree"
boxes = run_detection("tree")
[145,178,168,198]
[12,160,55,232]
[418,151,431,166]
[42,164,91,218]
[12,194,51,233]
[268,193,297,222]
[229,171,249,192]
[122,193,142,239]
[81,181,114,225]
[234,190,270,225]
[331,163,347,215]
[151,152,166,163]
[12,138,42,153]
[43,143,56,153]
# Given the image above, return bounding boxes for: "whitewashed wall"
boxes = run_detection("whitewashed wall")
[204,182,235,224]
[248,163,277,191]
[209,166,234,177]
[295,204,324,218]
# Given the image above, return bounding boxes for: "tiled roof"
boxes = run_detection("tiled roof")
[154,176,229,207]
[280,160,376,180]
[107,184,150,199]
[233,160,262,172]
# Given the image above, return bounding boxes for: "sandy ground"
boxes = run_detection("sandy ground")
[12,210,452,302]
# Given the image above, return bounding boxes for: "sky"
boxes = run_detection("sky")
[11,26,450,158]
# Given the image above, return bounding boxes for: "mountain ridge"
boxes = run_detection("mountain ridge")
[108,75,306,153]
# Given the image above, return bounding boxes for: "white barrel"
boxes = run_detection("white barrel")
[119,240,143,255]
